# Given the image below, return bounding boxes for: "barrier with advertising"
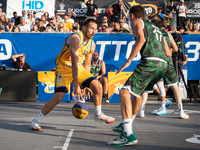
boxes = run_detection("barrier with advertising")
[108,71,132,103]
[37,71,70,102]
[0,33,200,80]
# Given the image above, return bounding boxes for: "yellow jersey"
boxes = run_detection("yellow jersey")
[55,31,93,71]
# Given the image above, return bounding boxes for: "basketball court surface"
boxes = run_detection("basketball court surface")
[0,96,200,150]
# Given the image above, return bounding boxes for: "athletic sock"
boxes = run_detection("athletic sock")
[95,105,102,116]
[132,115,136,122]
[35,111,44,123]
[161,101,165,109]
[178,103,183,112]
[123,119,133,136]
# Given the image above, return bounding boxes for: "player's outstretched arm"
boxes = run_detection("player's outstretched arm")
[116,19,145,74]
[169,34,178,52]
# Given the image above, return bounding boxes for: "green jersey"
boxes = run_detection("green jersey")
[90,60,101,77]
[162,31,173,64]
[140,19,168,62]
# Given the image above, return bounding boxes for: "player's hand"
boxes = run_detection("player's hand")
[74,85,82,100]
[96,76,100,80]
[82,87,93,100]
[116,61,130,74]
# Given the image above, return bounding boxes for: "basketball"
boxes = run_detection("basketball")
[72,102,89,119]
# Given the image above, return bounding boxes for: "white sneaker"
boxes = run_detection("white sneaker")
[179,111,189,119]
[95,113,115,124]
[30,119,41,131]
[136,110,145,118]
[155,107,166,115]
[78,98,85,103]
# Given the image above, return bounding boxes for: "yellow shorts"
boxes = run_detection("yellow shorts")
[55,66,95,92]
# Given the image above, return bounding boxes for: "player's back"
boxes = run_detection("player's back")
[140,19,168,62]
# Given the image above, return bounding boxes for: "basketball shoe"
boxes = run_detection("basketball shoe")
[107,131,138,146]
[155,107,166,115]
[95,113,115,124]
[136,110,145,118]
[112,123,134,134]
[179,111,189,119]
[30,119,41,131]
[165,99,172,110]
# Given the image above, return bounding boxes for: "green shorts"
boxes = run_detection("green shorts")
[163,58,178,86]
[123,59,168,97]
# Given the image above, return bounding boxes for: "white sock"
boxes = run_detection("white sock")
[95,105,102,116]
[132,115,136,122]
[178,103,183,112]
[161,101,165,109]
[35,111,44,123]
[123,119,133,136]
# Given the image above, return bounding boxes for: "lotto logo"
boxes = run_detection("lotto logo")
[0,40,12,60]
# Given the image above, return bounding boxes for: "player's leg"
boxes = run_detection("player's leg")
[136,92,148,118]
[100,76,109,103]
[170,84,189,119]
[79,68,115,123]
[30,71,70,131]
[163,59,189,119]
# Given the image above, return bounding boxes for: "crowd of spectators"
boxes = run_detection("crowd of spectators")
[0,0,199,34]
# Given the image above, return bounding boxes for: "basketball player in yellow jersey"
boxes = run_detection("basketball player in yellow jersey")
[30,19,115,131]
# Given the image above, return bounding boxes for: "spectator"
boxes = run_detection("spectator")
[167,0,176,14]
[12,53,31,71]
[50,16,55,23]
[22,10,27,20]
[63,14,72,32]
[33,11,39,22]
[0,8,8,23]
[38,19,46,32]
[13,26,20,32]
[44,11,50,22]
[197,18,200,31]
[156,7,170,21]
[68,10,76,23]
[0,14,7,27]
[98,26,102,32]
[176,26,185,34]
[19,19,30,32]
[91,51,109,103]
[84,0,99,20]
[162,18,172,33]
[112,21,121,33]
[183,18,190,34]
[188,22,193,31]
[12,12,21,26]
[66,12,74,24]
[177,0,187,28]
[54,10,62,23]
[0,25,5,34]
[119,19,124,27]
[46,26,53,32]
[5,19,15,32]
[32,24,39,32]
[55,16,61,26]
[102,26,110,32]
[101,16,111,27]
[190,23,199,34]
[72,26,78,32]
[73,22,80,32]
[57,22,66,33]
[46,19,56,32]
[26,12,35,30]
[109,0,123,28]
[41,15,48,27]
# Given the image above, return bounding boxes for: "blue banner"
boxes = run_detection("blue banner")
[0,33,200,80]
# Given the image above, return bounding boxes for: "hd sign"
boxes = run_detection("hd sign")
[6,0,55,18]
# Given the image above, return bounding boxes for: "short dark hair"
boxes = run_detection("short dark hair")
[129,5,144,19]
[94,50,99,55]
[13,11,17,15]
[151,19,162,28]
[84,19,98,27]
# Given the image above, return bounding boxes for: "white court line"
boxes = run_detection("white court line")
[62,129,74,150]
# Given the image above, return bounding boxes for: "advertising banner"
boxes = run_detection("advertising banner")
[6,0,55,18]
[184,0,200,19]
[55,0,164,19]
[0,33,200,80]
[38,71,70,102]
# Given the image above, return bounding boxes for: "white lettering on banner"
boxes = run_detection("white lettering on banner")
[22,1,44,10]
[112,41,127,60]
[96,41,141,61]
[0,40,12,60]
[185,42,200,61]
[145,7,152,15]
[96,41,111,60]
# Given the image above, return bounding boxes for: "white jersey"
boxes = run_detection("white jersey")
[177,5,187,17]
